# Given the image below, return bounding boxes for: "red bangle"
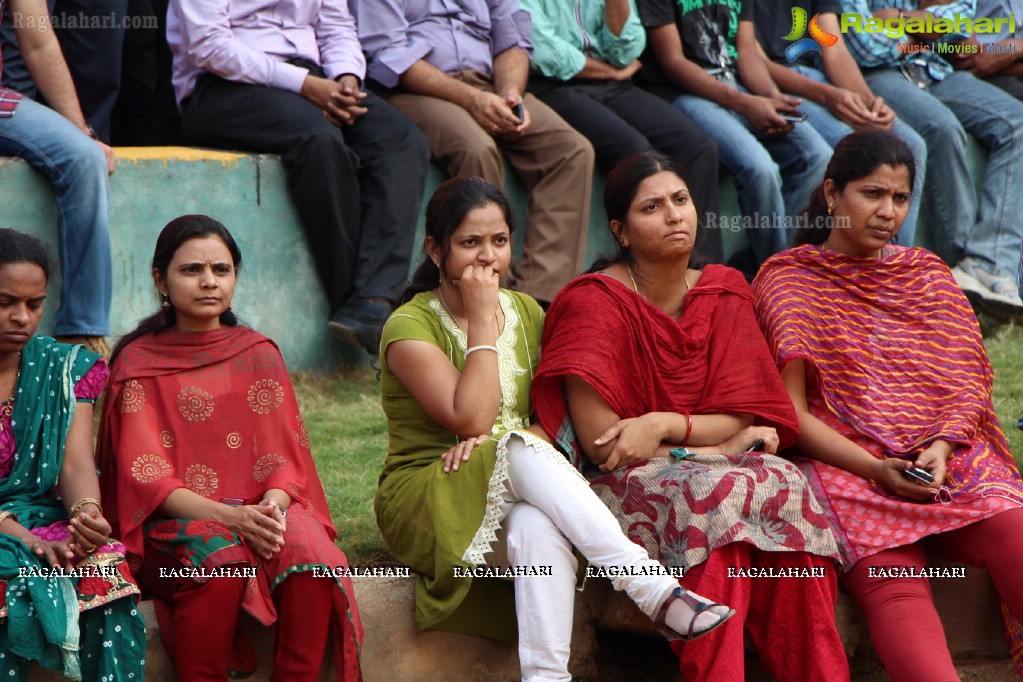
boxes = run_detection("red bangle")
[682,411,693,445]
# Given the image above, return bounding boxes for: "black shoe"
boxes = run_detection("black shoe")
[328,299,391,355]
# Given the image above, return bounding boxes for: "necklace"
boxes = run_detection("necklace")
[627,265,691,297]
[0,353,22,433]
[435,286,502,335]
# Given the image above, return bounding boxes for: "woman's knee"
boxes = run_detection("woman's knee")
[504,503,573,567]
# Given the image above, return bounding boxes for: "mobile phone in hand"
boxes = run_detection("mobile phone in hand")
[779,111,807,122]
[512,101,525,123]
[902,466,934,485]
[745,439,765,452]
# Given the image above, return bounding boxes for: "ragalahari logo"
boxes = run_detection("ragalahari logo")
[783,7,839,62]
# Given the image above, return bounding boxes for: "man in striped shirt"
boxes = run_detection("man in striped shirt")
[841,0,1023,317]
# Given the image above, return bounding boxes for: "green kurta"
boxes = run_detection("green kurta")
[377,290,543,640]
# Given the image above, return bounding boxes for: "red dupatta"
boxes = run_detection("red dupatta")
[97,326,336,565]
[533,266,798,469]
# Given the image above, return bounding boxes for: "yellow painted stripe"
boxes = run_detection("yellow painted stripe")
[114,146,246,168]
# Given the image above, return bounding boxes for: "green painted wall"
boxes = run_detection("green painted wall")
[3,141,985,369]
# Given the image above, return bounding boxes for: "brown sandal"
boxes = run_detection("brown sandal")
[653,586,736,641]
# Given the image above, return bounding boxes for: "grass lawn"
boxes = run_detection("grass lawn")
[300,325,1023,563]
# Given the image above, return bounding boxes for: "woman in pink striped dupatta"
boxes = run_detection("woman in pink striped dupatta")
[753,131,1023,682]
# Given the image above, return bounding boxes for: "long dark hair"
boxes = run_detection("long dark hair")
[0,229,54,281]
[110,215,242,364]
[399,176,516,305]
[588,150,700,272]
[798,131,917,245]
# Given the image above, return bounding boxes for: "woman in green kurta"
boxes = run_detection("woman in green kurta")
[377,177,733,682]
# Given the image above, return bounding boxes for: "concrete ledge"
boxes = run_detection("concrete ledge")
[23,558,1013,680]
[358,559,1011,681]
[353,558,1013,682]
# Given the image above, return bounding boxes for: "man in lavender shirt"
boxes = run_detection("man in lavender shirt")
[168,0,430,354]
[356,0,595,305]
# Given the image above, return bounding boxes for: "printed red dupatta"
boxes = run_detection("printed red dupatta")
[97,326,335,567]
[533,266,799,468]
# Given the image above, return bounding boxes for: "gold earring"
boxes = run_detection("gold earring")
[162,294,171,310]
[827,203,834,216]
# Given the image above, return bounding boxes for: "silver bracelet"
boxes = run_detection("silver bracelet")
[465,344,498,357]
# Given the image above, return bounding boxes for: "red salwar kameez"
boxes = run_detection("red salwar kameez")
[533,267,849,682]
[99,326,363,681]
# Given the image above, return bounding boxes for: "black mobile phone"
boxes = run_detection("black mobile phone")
[745,439,765,453]
[512,101,525,123]
[902,466,934,485]
[780,111,807,122]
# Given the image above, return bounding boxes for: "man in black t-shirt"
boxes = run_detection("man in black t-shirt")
[634,0,832,271]
[753,0,927,246]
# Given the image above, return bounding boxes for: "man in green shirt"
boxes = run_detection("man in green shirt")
[523,0,723,260]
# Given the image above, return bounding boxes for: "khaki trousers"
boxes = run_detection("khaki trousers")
[387,71,594,302]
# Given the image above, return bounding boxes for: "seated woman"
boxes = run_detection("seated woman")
[98,216,362,681]
[0,229,144,680]
[753,130,1023,681]
[377,176,733,682]
[532,151,848,682]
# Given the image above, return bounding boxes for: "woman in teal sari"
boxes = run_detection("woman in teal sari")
[0,229,144,681]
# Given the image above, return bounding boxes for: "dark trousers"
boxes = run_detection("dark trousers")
[531,77,724,263]
[181,73,429,314]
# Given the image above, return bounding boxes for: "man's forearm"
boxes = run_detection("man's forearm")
[765,60,829,102]
[398,59,479,108]
[605,0,631,36]
[493,47,529,98]
[22,42,89,130]
[575,56,620,80]
[817,14,876,103]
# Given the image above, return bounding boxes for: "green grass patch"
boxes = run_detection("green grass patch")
[986,324,1023,465]
[292,368,389,564]
[303,325,1023,563]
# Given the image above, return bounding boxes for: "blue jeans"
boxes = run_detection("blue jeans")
[866,68,1023,277]
[1018,239,1023,301]
[0,97,112,335]
[672,85,831,265]
[788,65,926,248]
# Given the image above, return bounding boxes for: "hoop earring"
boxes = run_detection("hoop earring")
[162,295,171,310]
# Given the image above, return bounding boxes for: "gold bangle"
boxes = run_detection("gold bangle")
[69,498,102,518]
[0,511,18,528]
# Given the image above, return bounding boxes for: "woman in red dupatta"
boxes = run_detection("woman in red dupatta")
[533,151,848,682]
[753,131,1023,682]
[98,215,362,681]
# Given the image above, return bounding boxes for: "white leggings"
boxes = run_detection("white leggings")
[486,436,680,682]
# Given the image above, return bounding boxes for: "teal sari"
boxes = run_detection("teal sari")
[0,337,145,681]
